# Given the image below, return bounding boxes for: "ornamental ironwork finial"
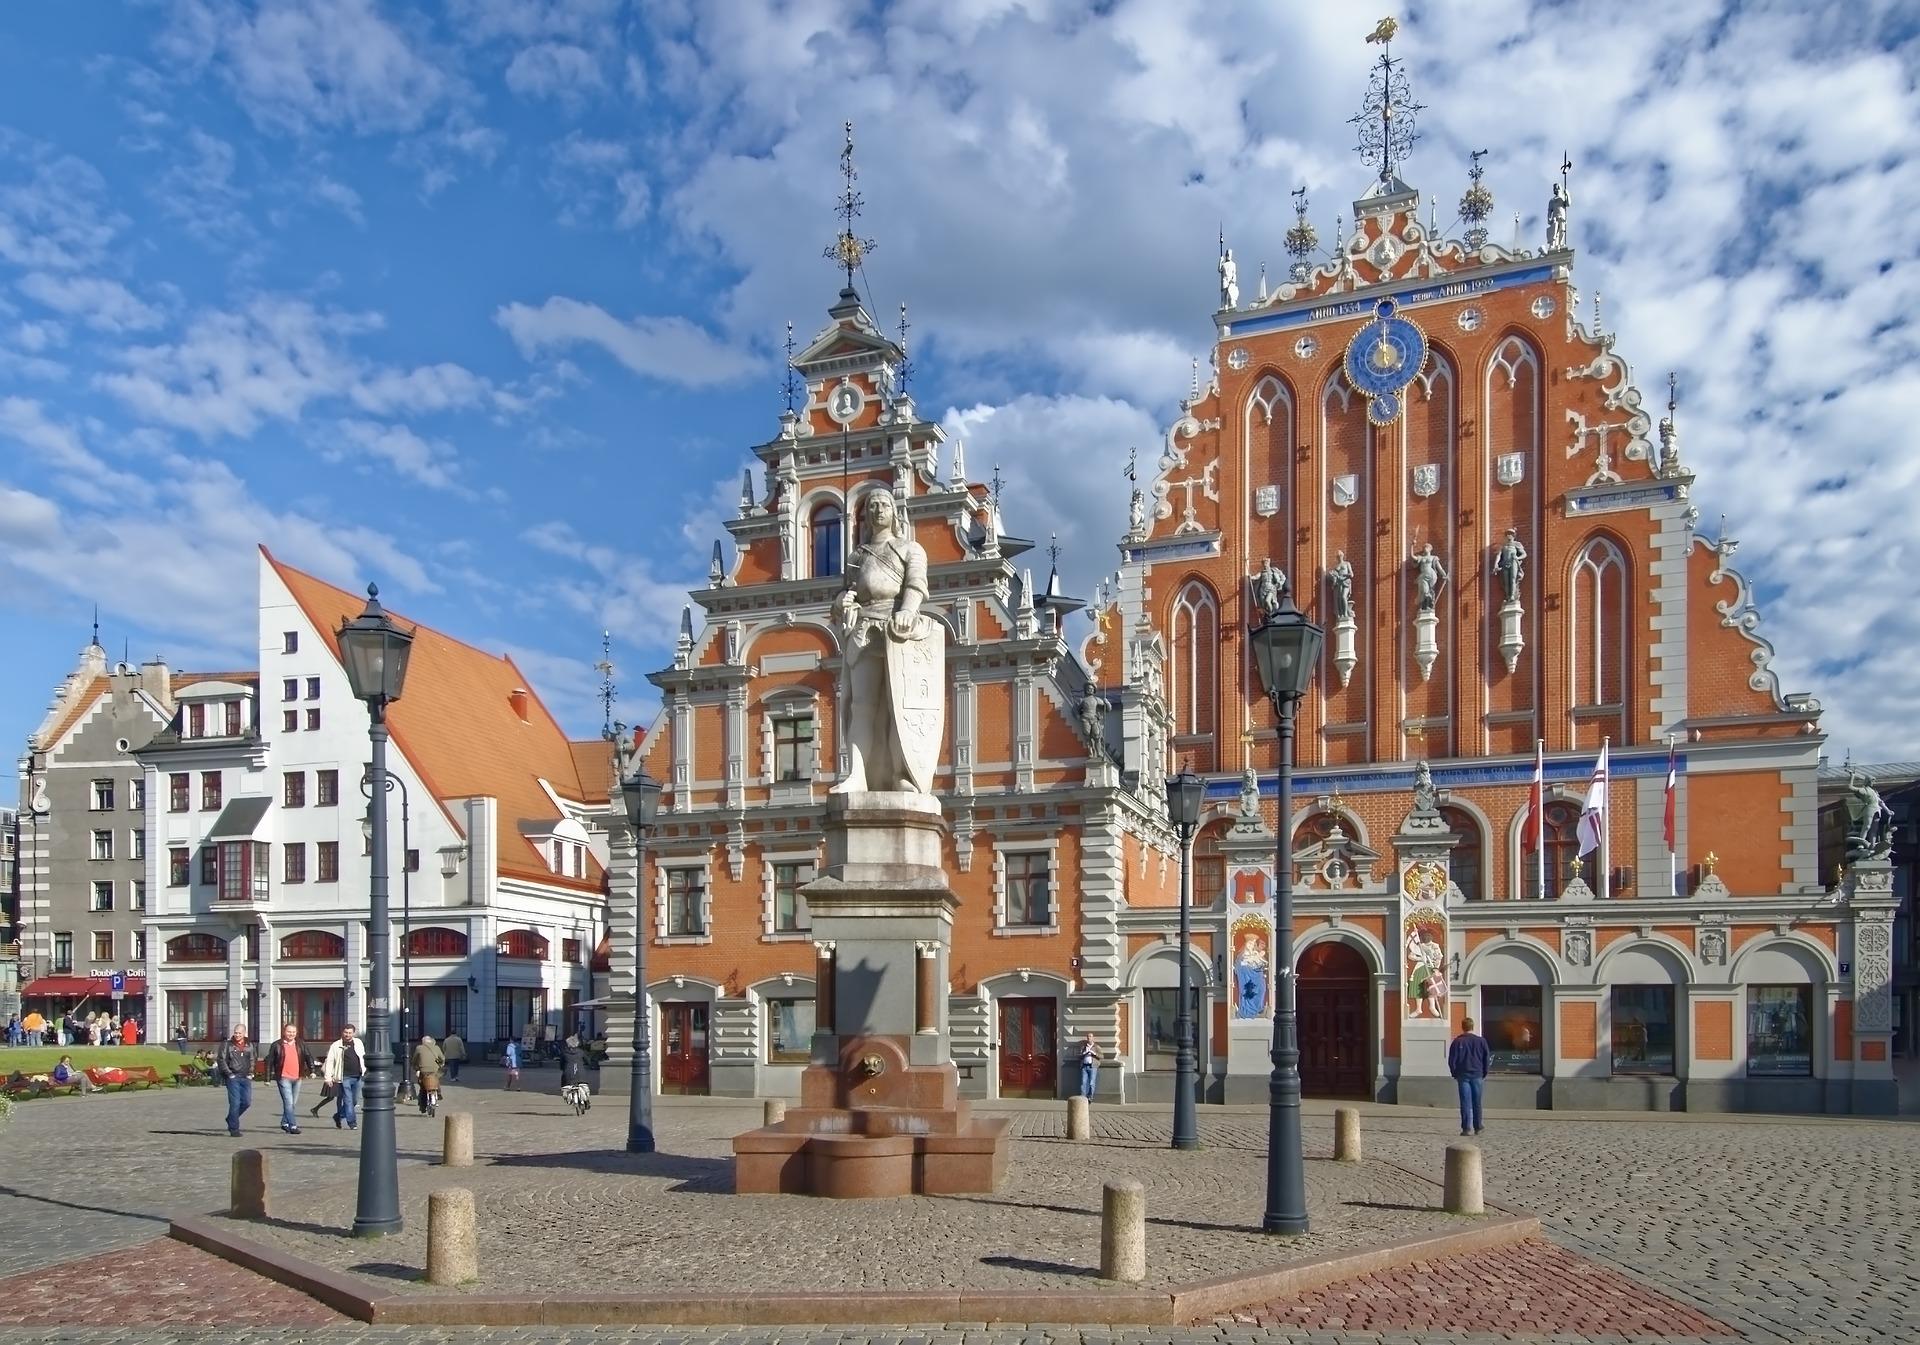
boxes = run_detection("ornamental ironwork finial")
[1459,149,1493,251]
[1285,187,1318,283]
[595,629,617,740]
[824,120,876,287]
[896,301,912,398]
[781,319,799,414]
[1351,16,1422,184]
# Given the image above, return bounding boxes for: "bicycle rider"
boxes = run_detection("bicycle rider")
[410,1033,446,1115]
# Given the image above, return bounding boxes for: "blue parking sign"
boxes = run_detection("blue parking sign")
[109,971,126,995]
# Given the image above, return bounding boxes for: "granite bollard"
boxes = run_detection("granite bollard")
[1066,1094,1091,1141]
[427,1188,479,1284]
[442,1111,474,1167]
[1443,1142,1484,1215]
[1099,1179,1146,1283]
[1334,1106,1362,1162]
[229,1149,269,1219]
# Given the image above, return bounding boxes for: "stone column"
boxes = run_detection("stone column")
[915,942,938,1035]
[814,941,837,1036]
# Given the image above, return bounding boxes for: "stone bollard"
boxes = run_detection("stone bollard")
[229,1149,269,1219]
[427,1188,479,1285]
[764,1098,788,1127]
[1443,1143,1484,1215]
[442,1112,474,1167]
[1066,1094,1091,1141]
[1333,1107,1362,1163]
[1099,1179,1146,1283]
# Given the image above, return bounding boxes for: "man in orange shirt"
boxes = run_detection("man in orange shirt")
[264,1024,313,1135]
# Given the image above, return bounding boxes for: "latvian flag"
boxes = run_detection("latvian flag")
[1520,740,1545,851]
[1577,741,1609,856]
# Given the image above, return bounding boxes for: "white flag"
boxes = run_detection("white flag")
[1577,741,1609,856]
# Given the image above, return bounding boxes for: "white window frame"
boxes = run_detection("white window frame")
[90,880,114,912]
[90,779,114,811]
[760,848,822,941]
[130,830,145,861]
[760,687,823,801]
[91,829,113,861]
[656,860,714,946]
[992,838,1062,937]
[91,929,113,964]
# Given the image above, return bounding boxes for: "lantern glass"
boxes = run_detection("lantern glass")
[1249,596,1324,702]
[622,766,663,832]
[337,585,415,704]
[1166,771,1207,831]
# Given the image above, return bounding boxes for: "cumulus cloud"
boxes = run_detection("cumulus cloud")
[503,41,604,106]
[16,273,163,332]
[495,297,757,386]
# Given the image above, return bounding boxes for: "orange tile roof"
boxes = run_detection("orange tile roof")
[35,676,106,752]
[262,546,607,894]
[568,739,616,804]
[171,672,259,690]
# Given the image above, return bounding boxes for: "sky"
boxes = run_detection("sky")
[1,0,1917,806]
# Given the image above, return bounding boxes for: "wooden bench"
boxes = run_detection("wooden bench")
[121,1066,166,1090]
[173,1063,211,1086]
[4,1072,80,1099]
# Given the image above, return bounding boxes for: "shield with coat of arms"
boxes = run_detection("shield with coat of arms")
[886,617,946,794]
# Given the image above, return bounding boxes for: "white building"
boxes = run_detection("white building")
[139,548,615,1048]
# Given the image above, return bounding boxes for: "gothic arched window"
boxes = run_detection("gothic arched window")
[1570,537,1627,708]
[1440,806,1483,902]
[1525,800,1585,900]
[809,502,843,578]
[1169,581,1219,768]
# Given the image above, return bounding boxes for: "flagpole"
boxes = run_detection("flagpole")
[1535,738,1546,902]
[1599,736,1611,902]
[1667,734,1678,898]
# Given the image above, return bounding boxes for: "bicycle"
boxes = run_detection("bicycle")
[417,1071,441,1118]
[561,1082,590,1115]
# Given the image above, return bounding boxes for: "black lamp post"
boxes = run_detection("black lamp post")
[1247,592,1322,1236]
[619,753,662,1154]
[338,583,415,1238]
[361,775,413,1101]
[1165,770,1206,1151]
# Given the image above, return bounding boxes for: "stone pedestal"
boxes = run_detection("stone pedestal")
[734,793,1010,1196]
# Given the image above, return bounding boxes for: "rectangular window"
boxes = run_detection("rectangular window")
[200,771,221,811]
[173,989,227,1042]
[317,841,339,882]
[90,778,114,811]
[90,880,113,912]
[1142,987,1201,1065]
[1747,985,1814,1077]
[766,997,815,1063]
[92,931,112,962]
[200,846,217,885]
[282,631,298,654]
[667,868,706,937]
[406,849,419,873]
[169,847,190,886]
[572,844,584,879]
[774,715,815,782]
[91,829,113,861]
[283,677,299,702]
[562,938,582,964]
[130,778,144,810]
[225,701,242,736]
[132,879,146,911]
[219,842,246,901]
[306,676,321,700]
[284,843,306,884]
[188,703,204,738]
[53,932,73,973]
[284,772,305,808]
[551,838,563,871]
[1005,852,1052,926]
[170,772,190,812]
[305,708,320,731]
[316,769,338,806]
[130,830,145,860]
[1482,986,1544,1073]
[1610,985,1677,1075]
[283,710,298,733]
[252,841,270,899]
[132,930,146,961]
[774,862,813,932]
[1194,854,1226,909]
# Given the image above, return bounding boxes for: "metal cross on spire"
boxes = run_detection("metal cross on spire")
[595,630,617,740]
[1351,16,1422,185]
[896,302,912,397]
[781,319,799,414]
[824,120,877,288]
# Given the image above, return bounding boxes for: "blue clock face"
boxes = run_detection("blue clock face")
[1343,298,1427,424]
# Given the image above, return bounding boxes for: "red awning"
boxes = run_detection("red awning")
[21,975,148,998]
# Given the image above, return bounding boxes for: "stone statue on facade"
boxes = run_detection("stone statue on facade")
[1411,760,1440,816]
[1546,181,1571,251]
[1077,688,1109,757]
[1844,771,1895,861]
[1494,527,1527,606]
[1219,247,1240,310]
[1239,764,1261,821]
[1327,551,1355,621]
[1128,488,1146,540]
[832,492,944,795]
[1411,543,1449,613]
[1252,557,1288,621]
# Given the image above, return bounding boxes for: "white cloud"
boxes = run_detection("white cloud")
[495,297,757,386]
[503,42,604,106]
[544,133,651,229]
[522,518,704,645]
[309,175,364,224]
[0,398,153,507]
[16,273,164,333]
[332,418,462,491]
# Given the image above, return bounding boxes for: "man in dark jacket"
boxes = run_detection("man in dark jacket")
[213,1024,258,1137]
[1447,1016,1492,1137]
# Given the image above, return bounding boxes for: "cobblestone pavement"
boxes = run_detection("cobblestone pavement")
[0,1075,1913,1344]
[0,1236,346,1327]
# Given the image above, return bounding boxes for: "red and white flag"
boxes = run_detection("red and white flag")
[1662,743,1677,853]
[1520,740,1545,851]
[1577,741,1609,856]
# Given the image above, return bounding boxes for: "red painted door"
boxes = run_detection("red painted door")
[660,1002,710,1095]
[998,997,1058,1098]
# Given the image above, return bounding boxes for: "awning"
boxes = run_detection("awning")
[205,796,272,842]
[22,975,149,998]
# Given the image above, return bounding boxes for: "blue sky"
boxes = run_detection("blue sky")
[2,0,1917,805]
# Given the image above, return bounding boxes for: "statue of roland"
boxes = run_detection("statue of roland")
[832,491,945,795]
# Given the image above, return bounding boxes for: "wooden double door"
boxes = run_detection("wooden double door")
[1296,941,1373,1099]
[998,997,1058,1098]
[659,1002,710,1095]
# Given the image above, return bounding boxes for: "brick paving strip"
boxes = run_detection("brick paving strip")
[0,1236,346,1328]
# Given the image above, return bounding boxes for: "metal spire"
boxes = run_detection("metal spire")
[1350,17,1422,185]
[824,120,876,288]
[1460,149,1493,251]
[781,319,798,414]
[896,301,912,398]
[595,630,616,740]
[91,604,100,650]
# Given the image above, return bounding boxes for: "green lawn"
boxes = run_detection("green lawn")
[3,1045,197,1079]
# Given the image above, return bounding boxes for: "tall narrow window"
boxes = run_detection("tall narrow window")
[169,847,190,886]
[774,715,815,782]
[810,502,843,578]
[226,701,243,736]
[316,769,338,805]
[1571,537,1628,712]
[1526,800,1586,899]
[188,703,205,738]
[170,773,190,812]
[1439,806,1483,902]
[317,842,339,882]
[284,772,305,808]
[1004,851,1052,926]
[774,861,813,932]
[667,869,706,936]
[1169,580,1219,763]
[200,771,221,811]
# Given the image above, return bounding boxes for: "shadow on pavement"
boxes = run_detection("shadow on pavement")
[980,1253,1101,1278]
[0,1184,169,1224]
[488,1148,732,1191]
[1342,1199,1440,1214]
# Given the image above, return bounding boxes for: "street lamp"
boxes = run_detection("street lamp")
[338,583,415,1238]
[619,752,663,1154]
[1247,591,1322,1237]
[361,770,413,1102]
[1164,770,1206,1152]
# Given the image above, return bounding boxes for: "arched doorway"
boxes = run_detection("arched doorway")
[1297,940,1372,1098]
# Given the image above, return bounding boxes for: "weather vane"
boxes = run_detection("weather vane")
[1285,186,1318,283]
[595,629,617,740]
[781,319,799,414]
[1351,17,1422,184]
[1560,150,1573,193]
[824,120,877,287]
[1460,149,1493,251]
[1048,531,1061,569]
[1125,445,1137,486]
[896,301,912,398]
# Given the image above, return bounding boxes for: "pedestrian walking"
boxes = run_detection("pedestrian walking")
[410,1035,445,1115]
[264,1024,314,1135]
[1077,1031,1101,1100]
[321,1024,366,1130]
[502,1037,522,1090]
[173,1022,190,1054]
[5,1015,19,1047]
[558,1034,590,1111]
[442,1030,466,1082]
[213,1024,257,1137]
[1448,1015,1491,1137]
